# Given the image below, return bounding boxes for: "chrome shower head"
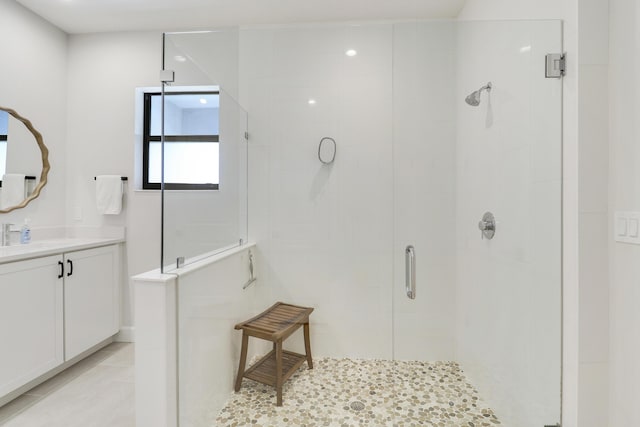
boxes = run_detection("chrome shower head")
[465,82,492,106]
[465,91,481,106]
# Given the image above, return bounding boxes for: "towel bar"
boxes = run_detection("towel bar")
[94,176,128,181]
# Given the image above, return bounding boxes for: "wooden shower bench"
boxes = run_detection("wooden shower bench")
[234,302,314,406]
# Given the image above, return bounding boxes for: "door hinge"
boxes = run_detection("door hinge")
[244,131,249,141]
[545,53,565,78]
[544,423,561,427]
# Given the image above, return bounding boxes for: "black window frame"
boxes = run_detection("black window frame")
[142,91,220,190]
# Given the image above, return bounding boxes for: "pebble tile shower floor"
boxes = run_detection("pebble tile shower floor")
[216,358,500,427]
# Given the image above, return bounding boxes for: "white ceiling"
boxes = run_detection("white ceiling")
[16,0,466,34]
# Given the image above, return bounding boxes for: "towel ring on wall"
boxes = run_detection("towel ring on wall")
[318,137,336,165]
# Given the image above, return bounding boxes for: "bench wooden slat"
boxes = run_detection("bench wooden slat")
[234,302,314,406]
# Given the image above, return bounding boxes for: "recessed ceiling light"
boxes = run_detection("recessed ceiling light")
[200,98,207,104]
[308,99,317,105]
[519,46,531,53]
[174,55,187,62]
[345,49,357,57]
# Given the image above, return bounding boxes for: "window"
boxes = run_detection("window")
[143,91,220,190]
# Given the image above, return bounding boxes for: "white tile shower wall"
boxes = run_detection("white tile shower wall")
[176,247,269,426]
[0,1,67,227]
[240,24,397,359]
[391,22,457,361]
[454,21,563,427]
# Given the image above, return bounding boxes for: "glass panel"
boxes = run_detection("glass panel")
[161,29,248,273]
[391,20,562,427]
[164,29,250,427]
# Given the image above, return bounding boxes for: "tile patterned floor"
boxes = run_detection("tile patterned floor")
[0,343,134,427]
[216,358,501,427]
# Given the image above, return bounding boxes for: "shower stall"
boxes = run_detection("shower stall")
[145,18,562,427]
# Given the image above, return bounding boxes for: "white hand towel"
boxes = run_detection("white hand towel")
[96,175,123,215]
[1,174,25,209]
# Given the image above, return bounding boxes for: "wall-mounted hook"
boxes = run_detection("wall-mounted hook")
[318,137,336,164]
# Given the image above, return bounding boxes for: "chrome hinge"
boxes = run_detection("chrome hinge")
[244,131,249,141]
[160,69,175,83]
[176,256,185,269]
[545,53,565,78]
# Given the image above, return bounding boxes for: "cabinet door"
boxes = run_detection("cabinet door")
[64,245,120,360]
[0,255,64,396]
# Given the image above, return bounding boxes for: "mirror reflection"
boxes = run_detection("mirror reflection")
[0,107,49,213]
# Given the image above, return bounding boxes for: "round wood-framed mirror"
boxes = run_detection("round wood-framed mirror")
[0,106,50,214]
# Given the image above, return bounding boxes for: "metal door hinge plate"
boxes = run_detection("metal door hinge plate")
[160,69,175,83]
[545,54,565,78]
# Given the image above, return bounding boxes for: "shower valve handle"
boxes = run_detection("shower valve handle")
[478,212,496,240]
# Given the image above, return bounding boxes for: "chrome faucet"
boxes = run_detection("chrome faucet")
[2,223,18,246]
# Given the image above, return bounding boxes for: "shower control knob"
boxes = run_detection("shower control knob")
[478,212,496,240]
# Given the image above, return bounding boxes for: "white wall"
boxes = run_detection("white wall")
[66,31,162,327]
[0,0,67,226]
[578,1,610,426]
[240,23,397,359]
[609,0,640,425]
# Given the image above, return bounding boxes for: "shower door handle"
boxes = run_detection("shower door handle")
[405,245,416,300]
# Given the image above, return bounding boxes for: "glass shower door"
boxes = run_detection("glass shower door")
[391,20,563,427]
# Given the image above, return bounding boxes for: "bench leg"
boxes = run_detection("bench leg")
[275,340,283,406]
[303,322,313,369]
[234,332,249,392]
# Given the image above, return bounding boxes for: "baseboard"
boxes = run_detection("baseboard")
[115,326,135,343]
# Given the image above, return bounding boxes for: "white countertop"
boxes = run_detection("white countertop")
[0,237,125,264]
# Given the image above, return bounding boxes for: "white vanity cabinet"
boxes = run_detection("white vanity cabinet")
[0,255,64,398]
[0,241,122,405]
[64,245,120,360]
